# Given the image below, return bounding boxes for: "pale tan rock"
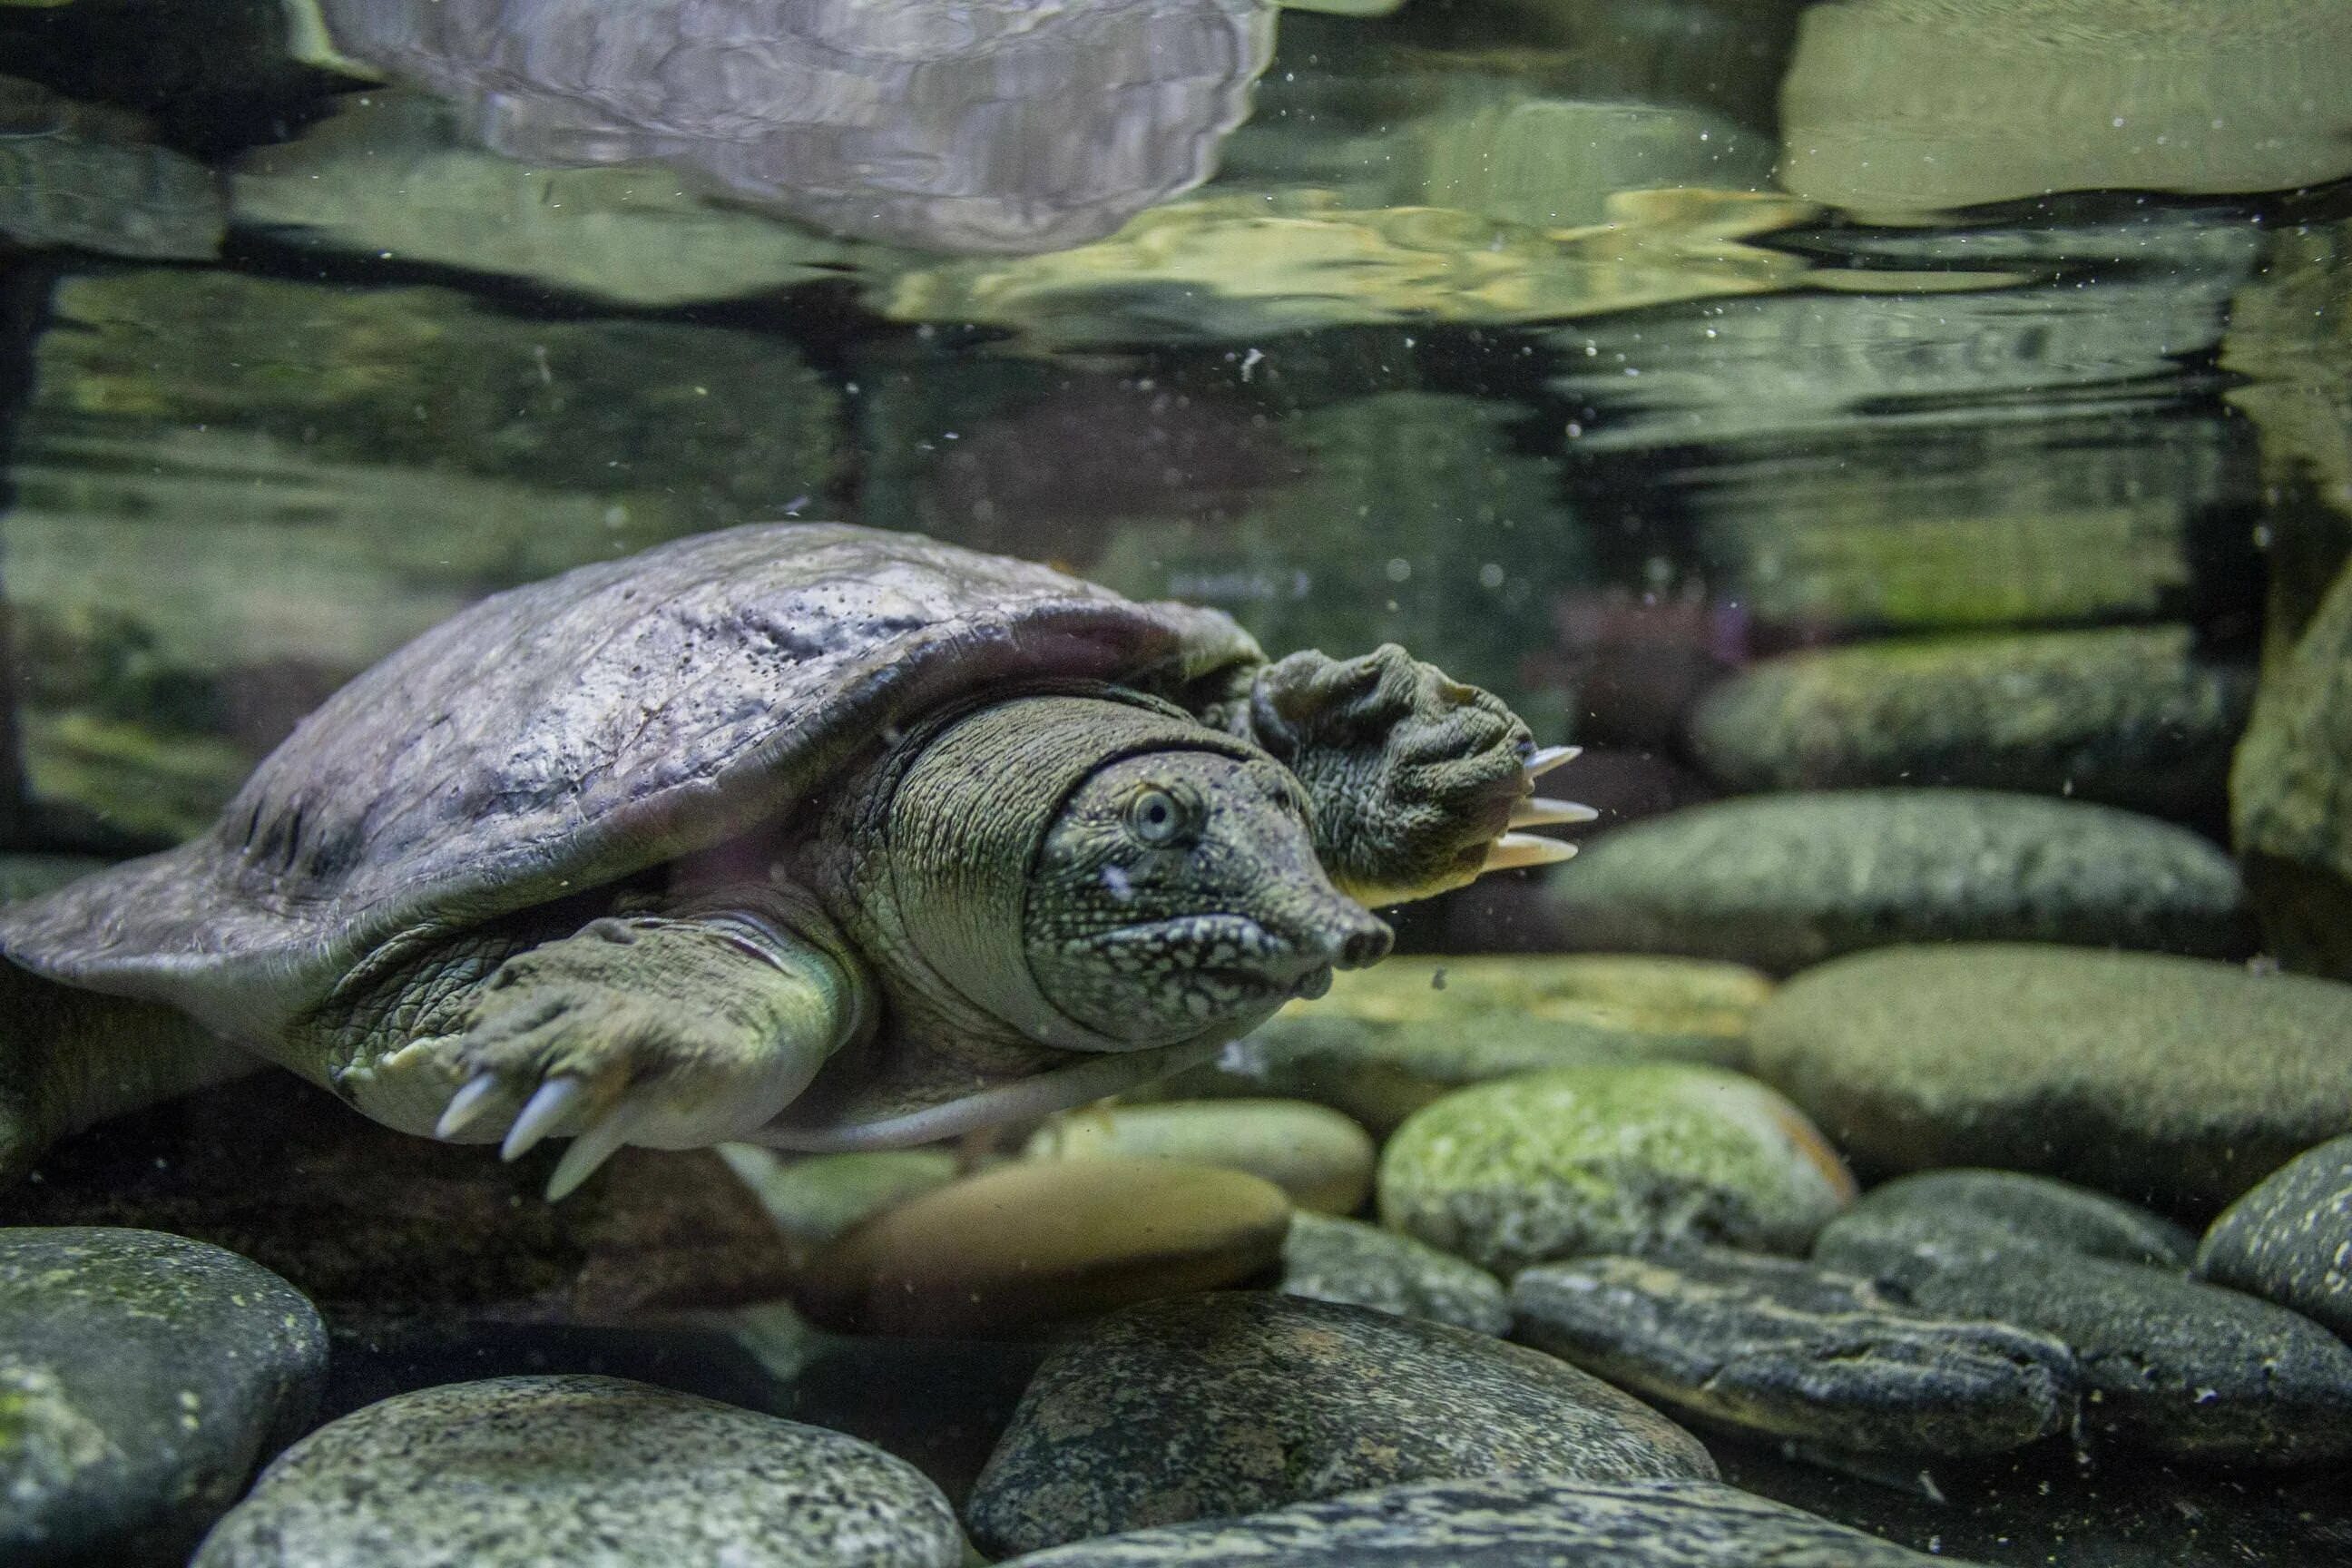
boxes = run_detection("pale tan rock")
[800,1157,1291,1336]
[1025,1100,1375,1214]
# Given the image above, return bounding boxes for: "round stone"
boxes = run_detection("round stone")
[0,1227,328,1565]
[1540,789,2247,972]
[798,1157,1292,1337]
[1684,626,2250,819]
[190,1375,964,1568]
[720,1146,961,1258]
[1511,1247,2076,1455]
[1147,955,1769,1133]
[1024,1101,1376,1215]
[992,1476,1980,1567]
[2197,1132,2352,1340]
[1378,1064,1855,1276]
[965,1291,1716,1557]
[1749,945,2352,1211]
[1850,1169,2195,1267]
[1279,1211,1511,1334]
[1815,1210,2352,1467]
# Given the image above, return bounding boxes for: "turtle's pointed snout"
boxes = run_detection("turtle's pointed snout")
[1325,902,1394,971]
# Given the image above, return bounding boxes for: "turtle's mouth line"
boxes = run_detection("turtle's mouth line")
[1083,915,1335,997]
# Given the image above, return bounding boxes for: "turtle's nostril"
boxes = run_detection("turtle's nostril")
[1338,916,1393,970]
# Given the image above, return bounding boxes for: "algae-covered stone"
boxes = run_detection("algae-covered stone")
[1,1228,328,1566]
[1749,945,2352,1211]
[1814,1211,2352,1467]
[1025,1101,1375,1214]
[1687,627,2252,818]
[2233,553,2352,979]
[1542,789,2247,972]
[1377,1064,1855,1276]
[190,1375,964,1568]
[1850,1169,2196,1268]
[966,1291,1715,1557]
[2197,1133,2352,1340]
[1151,954,1769,1132]
[1279,1211,1510,1333]
[799,1158,1292,1337]
[1512,1248,2076,1456]
[995,1476,1984,1567]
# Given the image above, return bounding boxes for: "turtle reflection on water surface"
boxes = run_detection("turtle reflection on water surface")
[0,524,1586,1197]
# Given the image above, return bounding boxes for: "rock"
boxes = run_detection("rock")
[992,1476,1983,1567]
[1685,627,2251,820]
[189,1375,964,1568]
[0,1227,328,1566]
[1377,1064,1854,1276]
[1146,954,1769,1133]
[0,76,222,259]
[798,1158,1292,1337]
[1024,1101,1375,1214]
[718,1145,961,1260]
[1512,1247,2076,1456]
[965,1291,1715,1557]
[2197,1133,2352,1340]
[1849,1170,2196,1268]
[10,1072,802,1331]
[2234,552,2352,980]
[1749,945,2352,1211]
[1779,0,2352,217]
[1814,1209,2352,1467]
[233,93,858,308]
[1278,1212,1510,1334]
[1540,789,2248,972]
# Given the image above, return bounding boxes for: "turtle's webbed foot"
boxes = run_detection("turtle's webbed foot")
[430,909,855,1200]
[1248,646,1589,905]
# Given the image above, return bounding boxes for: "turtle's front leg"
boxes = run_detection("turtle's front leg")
[1236,645,1591,906]
[354,887,872,1200]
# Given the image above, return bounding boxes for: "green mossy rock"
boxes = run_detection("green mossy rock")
[1688,627,2251,819]
[0,1227,328,1566]
[1542,789,2248,972]
[1149,954,1769,1132]
[1377,1063,1855,1276]
[1751,946,2352,1213]
[965,1291,1716,1558]
[2233,554,2352,979]
[1848,1170,2196,1268]
[719,1146,962,1261]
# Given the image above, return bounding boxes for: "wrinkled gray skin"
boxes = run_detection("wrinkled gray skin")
[0,525,1573,1198]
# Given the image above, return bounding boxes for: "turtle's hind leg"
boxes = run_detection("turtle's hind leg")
[0,961,257,1185]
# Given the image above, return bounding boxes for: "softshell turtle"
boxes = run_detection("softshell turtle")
[0,524,1584,1197]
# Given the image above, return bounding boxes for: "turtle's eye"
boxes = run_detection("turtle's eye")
[1126,785,1198,848]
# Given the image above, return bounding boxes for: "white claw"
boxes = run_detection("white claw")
[1522,744,1583,779]
[1511,796,1601,828]
[544,1103,644,1201]
[503,1077,585,1161]
[436,1073,505,1141]
[1480,832,1578,875]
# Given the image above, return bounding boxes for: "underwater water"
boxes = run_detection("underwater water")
[3,0,2351,1563]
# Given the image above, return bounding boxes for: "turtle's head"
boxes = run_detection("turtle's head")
[1024,747,1392,1047]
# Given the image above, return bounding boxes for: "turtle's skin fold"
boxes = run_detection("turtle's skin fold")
[1,524,1582,1197]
